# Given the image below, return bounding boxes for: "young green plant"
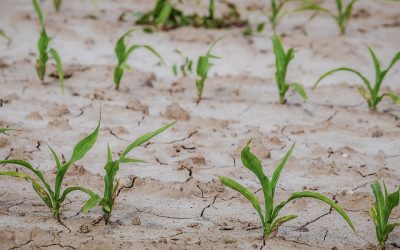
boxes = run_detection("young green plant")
[370,181,400,250]
[32,0,65,93]
[300,0,358,34]
[99,122,176,224]
[195,36,225,103]
[219,140,355,244]
[0,118,101,222]
[113,30,164,90]
[272,34,307,104]
[314,47,400,111]
[0,30,11,44]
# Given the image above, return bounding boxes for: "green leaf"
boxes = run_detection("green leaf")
[283,191,355,232]
[120,121,176,158]
[382,92,400,105]
[48,145,62,170]
[0,30,11,43]
[271,144,295,195]
[219,176,264,223]
[49,48,64,94]
[0,171,35,181]
[155,2,172,26]
[32,0,45,29]
[357,86,370,101]
[82,195,102,214]
[0,160,53,196]
[118,158,146,164]
[314,67,372,92]
[68,118,100,164]
[270,214,297,233]
[291,83,308,101]
[32,181,53,209]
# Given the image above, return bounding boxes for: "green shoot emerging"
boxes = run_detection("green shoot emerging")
[113,30,164,90]
[300,0,358,34]
[370,181,400,250]
[195,36,225,103]
[172,50,193,77]
[0,118,101,222]
[314,47,400,111]
[99,122,176,224]
[32,0,65,93]
[220,140,355,244]
[272,35,307,104]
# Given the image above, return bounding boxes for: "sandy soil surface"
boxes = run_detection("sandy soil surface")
[0,0,400,249]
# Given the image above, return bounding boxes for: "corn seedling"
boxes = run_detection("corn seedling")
[172,50,193,77]
[272,35,307,104]
[113,30,163,90]
[370,181,400,250]
[314,47,400,111]
[195,36,225,103]
[99,122,175,224]
[0,118,101,222]
[300,0,358,34]
[32,0,64,93]
[220,140,355,244]
[54,0,62,11]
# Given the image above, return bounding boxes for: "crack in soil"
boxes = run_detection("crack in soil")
[200,196,217,217]
[39,243,76,249]
[8,231,33,250]
[135,207,195,220]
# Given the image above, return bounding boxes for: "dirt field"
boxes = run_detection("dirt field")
[0,0,400,249]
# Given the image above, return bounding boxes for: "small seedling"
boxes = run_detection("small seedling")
[32,0,64,93]
[370,181,400,250]
[195,36,225,103]
[272,35,307,104]
[300,0,358,34]
[220,140,355,244]
[113,30,164,90]
[99,122,175,224]
[0,118,101,222]
[172,50,193,77]
[314,47,400,111]
[54,0,62,11]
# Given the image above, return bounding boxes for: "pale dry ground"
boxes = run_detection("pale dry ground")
[0,0,400,249]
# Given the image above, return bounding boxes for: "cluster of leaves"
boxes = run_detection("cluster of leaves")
[135,0,247,31]
[99,122,175,224]
[314,47,400,111]
[300,0,358,34]
[114,30,163,90]
[272,35,307,104]
[219,140,355,242]
[370,181,400,249]
[0,119,101,222]
[32,0,65,93]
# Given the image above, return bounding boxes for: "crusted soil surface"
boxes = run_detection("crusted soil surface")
[0,0,400,249]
